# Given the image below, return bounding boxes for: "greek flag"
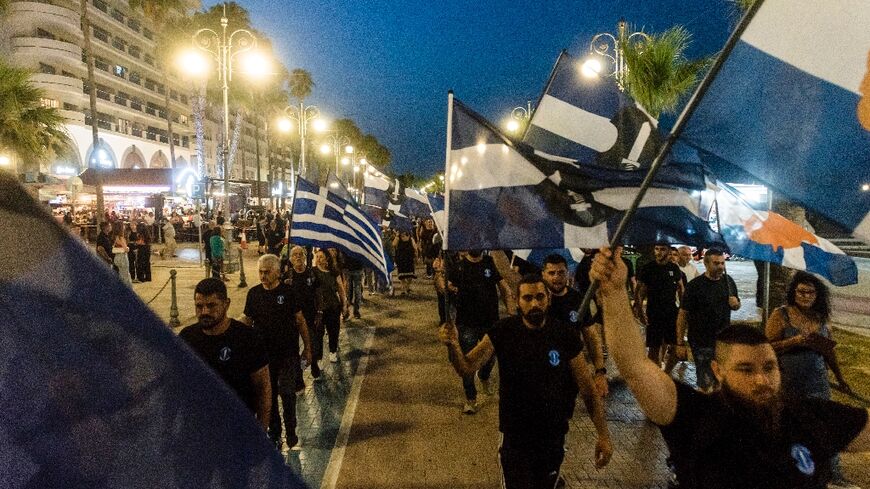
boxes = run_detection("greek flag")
[363,170,392,210]
[0,173,304,488]
[291,177,389,281]
[444,95,722,251]
[677,0,870,243]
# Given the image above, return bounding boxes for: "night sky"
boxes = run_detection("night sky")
[202,0,741,177]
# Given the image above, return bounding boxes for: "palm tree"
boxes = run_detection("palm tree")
[248,65,289,205]
[129,0,192,171]
[621,26,711,119]
[79,0,104,222]
[288,68,315,178]
[0,60,72,172]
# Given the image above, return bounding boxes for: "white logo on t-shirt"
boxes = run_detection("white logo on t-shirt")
[219,347,232,362]
[790,444,815,476]
[569,310,579,323]
[484,269,492,278]
[548,350,560,367]
[277,295,285,305]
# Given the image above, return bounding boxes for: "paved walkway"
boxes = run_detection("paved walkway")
[129,244,869,488]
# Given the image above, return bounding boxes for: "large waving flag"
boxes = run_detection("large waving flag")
[428,194,446,234]
[444,94,722,251]
[291,177,389,281]
[676,0,870,243]
[717,183,858,285]
[326,170,354,202]
[0,174,304,488]
[524,50,664,170]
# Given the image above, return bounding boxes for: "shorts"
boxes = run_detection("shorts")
[645,312,677,349]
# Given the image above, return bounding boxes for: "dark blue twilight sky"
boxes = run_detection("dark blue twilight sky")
[202,0,742,177]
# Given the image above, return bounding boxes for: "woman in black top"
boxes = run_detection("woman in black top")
[313,249,347,364]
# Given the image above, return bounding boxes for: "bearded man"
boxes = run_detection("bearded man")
[591,247,870,489]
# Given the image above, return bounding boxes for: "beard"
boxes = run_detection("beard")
[719,379,783,436]
[522,308,546,327]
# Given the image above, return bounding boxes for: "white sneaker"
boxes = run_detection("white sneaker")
[329,352,338,363]
[479,375,494,396]
[462,401,477,414]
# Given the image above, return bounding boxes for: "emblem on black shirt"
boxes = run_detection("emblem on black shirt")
[277,295,285,305]
[548,350,560,367]
[219,347,232,362]
[484,269,491,278]
[569,310,579,323]
[790,444,815,476]
[306,278,313,286]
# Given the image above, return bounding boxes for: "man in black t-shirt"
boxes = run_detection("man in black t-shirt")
[440,274,612,488]
[446,251,514,413]
[239,254,312,450]
[676,248,740,392]
[635,243,684,371]
[179,278,271,431]
[541,254,608,397]
[592,248,870,489]
[95,222,114,267]
[286,246,323,378]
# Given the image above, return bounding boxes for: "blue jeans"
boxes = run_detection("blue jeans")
[459,326,495,401]
[347,270,363,314]
[692,345,716,391]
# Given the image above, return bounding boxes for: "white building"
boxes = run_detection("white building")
[0,0,278,203]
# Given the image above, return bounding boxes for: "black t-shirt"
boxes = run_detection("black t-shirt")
[288,268,319,318]
[681,274,739,348]
[488,316,583,443]
[661,382,868,489]
[448,256,502,329]
[637,261,682,316]
[179,320,269,412]
[96,232,113,260]
[202,228,214,259]
[548,288,586,330]
[243,283,301,362]
[314,269,342,311]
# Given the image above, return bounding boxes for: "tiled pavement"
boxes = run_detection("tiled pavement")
[133,246,869,488]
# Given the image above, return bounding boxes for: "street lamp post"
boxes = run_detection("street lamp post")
[281,104,321,180]
[506,100,533,133]
[190,5,259,213]
[583,19,650,90]
[320,134,352,177]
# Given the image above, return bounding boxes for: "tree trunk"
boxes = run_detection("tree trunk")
[227,110,243,179]
[764,198,806,315]
[193,87,206,177]
[80,0,102,223]
[254,118,261,205]
[162,70,176,171]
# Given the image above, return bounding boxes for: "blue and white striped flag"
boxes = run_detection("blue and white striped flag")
[363,170,392,210]
[0,174,304,488]
[291,177,389,281]
[677,0,870,243]
[444,95,722,251]
[428,194,446,234]
[524,50,664,170]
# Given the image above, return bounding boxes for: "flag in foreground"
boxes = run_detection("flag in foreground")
[0,173,304,488]
[717,183,858,286]
[444,95,722,251]
[677,0,870,243]
[291,177,389,281]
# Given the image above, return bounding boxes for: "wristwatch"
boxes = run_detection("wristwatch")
[594,367,607,376]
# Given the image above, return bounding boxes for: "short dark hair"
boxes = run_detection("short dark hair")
[516,273,545,295]
[195,278,228,300]
[542,254,567,267]
[716,325,769,346]
[786,271,831,322]
[705,247,726,258]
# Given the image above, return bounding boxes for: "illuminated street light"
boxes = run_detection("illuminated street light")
[583,19,650,90]
[862,183,870,192]
[320,143,331,155]
[320,133,351,177]
[188,3,266,212]
[279,104,322,178]
[0,155,10,167]
[506,100,533,134]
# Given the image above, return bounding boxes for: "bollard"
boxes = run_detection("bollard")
[169,269,180,328]
[238,248,247,288]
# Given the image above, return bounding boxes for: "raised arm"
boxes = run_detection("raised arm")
[592,247,677,426]
[497,279,515,314]
[439,323,495,377]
